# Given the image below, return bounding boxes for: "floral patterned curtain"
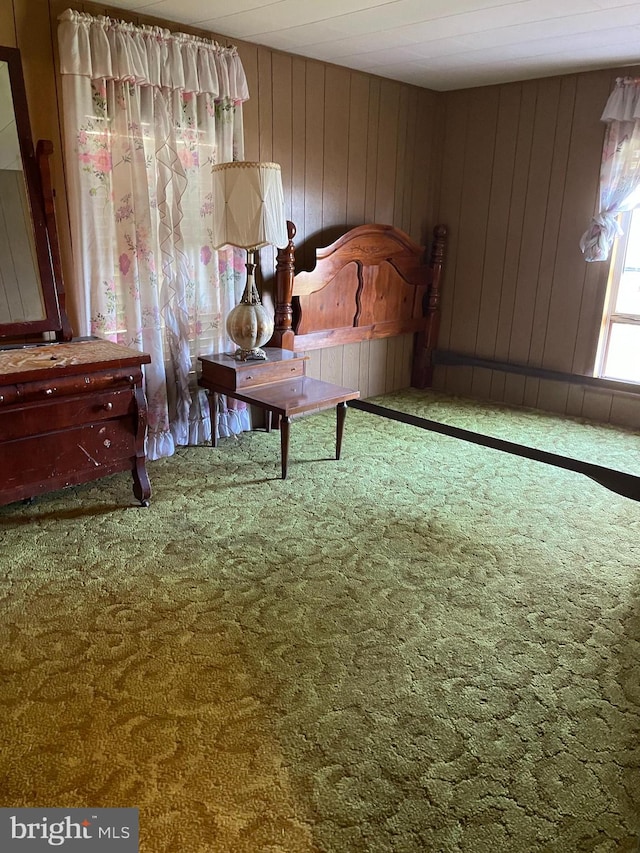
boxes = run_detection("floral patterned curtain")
[58,9,251,459]
[580,77,640,262]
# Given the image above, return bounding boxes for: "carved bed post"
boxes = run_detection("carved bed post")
[411,224,447,388]
[270,220,297,350]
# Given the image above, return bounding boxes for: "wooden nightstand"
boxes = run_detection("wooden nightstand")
[198,348,359,479]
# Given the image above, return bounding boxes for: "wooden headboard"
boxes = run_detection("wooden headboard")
[269,221,447,387]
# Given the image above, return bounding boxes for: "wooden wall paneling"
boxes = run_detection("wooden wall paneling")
[470,366,493,399]
[384,335,405,392]
[424,91,443,241]
[342,341,361,390]
[367,337,388,396]
[449,365,473,396]
[384,335,398,392]
[0,1,16,45]
[257,47,273,164]
[431,364,446,392]
[492,82,536,379]
[430,90,449,233]
[525,75,578,405]
[393,84,409,229]
[322,65,350,238]
[400,86,417,236]
[290,56,306,248]
[434,90,469,371]
[320,344,344,385]
[238,43,259,160]
[581,387,613,422]
[97,2,137,23]
[17,0,64,179]
[447,87,498,398]
[400,332,413,388]
[346,71,369,228]
[445,93,492,398]
[522,376,540,408]
[264,51,293,304]
[565,383,585,417]
[409,89,431,243]
[470,367,493,399]
[536,378,570,415]
[487,81,536,405]
[502,372,526,406]
[364,77,380,225]
[471,85,520,401]
[304,348,322,380]
[609,393,640,429]
[373,79,399,225]
[448,85,499,347]
[303,60,324,272]
[506,77,561,380]
[541,71,610,373]
[504,78,560,405]
[358,338,371,396]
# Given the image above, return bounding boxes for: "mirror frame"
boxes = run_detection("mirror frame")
[0,45,64,338]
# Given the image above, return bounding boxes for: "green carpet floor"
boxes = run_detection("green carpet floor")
[1,389,639,852]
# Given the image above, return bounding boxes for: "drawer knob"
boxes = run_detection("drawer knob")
[104,402,113,411]
[45,388,53,395]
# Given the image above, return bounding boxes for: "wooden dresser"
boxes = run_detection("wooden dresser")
[0,339,151,507]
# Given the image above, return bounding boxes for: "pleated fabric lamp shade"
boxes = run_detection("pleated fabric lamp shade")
[211,161,288,251]
[211,161,288,360]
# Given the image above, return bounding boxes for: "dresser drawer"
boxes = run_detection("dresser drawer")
[0,367,142,407]
[0,388,136,442]
[0,419,138,501]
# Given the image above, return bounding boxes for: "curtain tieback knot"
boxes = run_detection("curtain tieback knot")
[579,212,621,262]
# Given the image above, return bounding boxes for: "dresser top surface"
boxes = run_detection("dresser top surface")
[0,339,150,383]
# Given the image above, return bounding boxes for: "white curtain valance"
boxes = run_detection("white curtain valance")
[600,77,640,122]
[58,8,249,100]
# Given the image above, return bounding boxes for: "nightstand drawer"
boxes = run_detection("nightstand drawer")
[233,357,306,388]
[199,347,308,391]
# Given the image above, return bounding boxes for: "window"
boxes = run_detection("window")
[596,208,640,383]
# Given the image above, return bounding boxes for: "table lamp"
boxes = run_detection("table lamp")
[211,161,288,360]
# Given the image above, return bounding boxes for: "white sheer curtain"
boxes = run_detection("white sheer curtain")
[58,9,251,459]
[580,77,640,262]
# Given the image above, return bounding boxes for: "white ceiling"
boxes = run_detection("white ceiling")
[103,0,640,91]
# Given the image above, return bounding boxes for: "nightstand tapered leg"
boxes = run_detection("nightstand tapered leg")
[336,401,347,459]
[212,392,219,447]
[280,416,291,479]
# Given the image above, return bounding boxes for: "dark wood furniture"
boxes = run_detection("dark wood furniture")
[0,46,151,508]
[269,221,447,387]
[0,339,151,506]
[199,348,359,479]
